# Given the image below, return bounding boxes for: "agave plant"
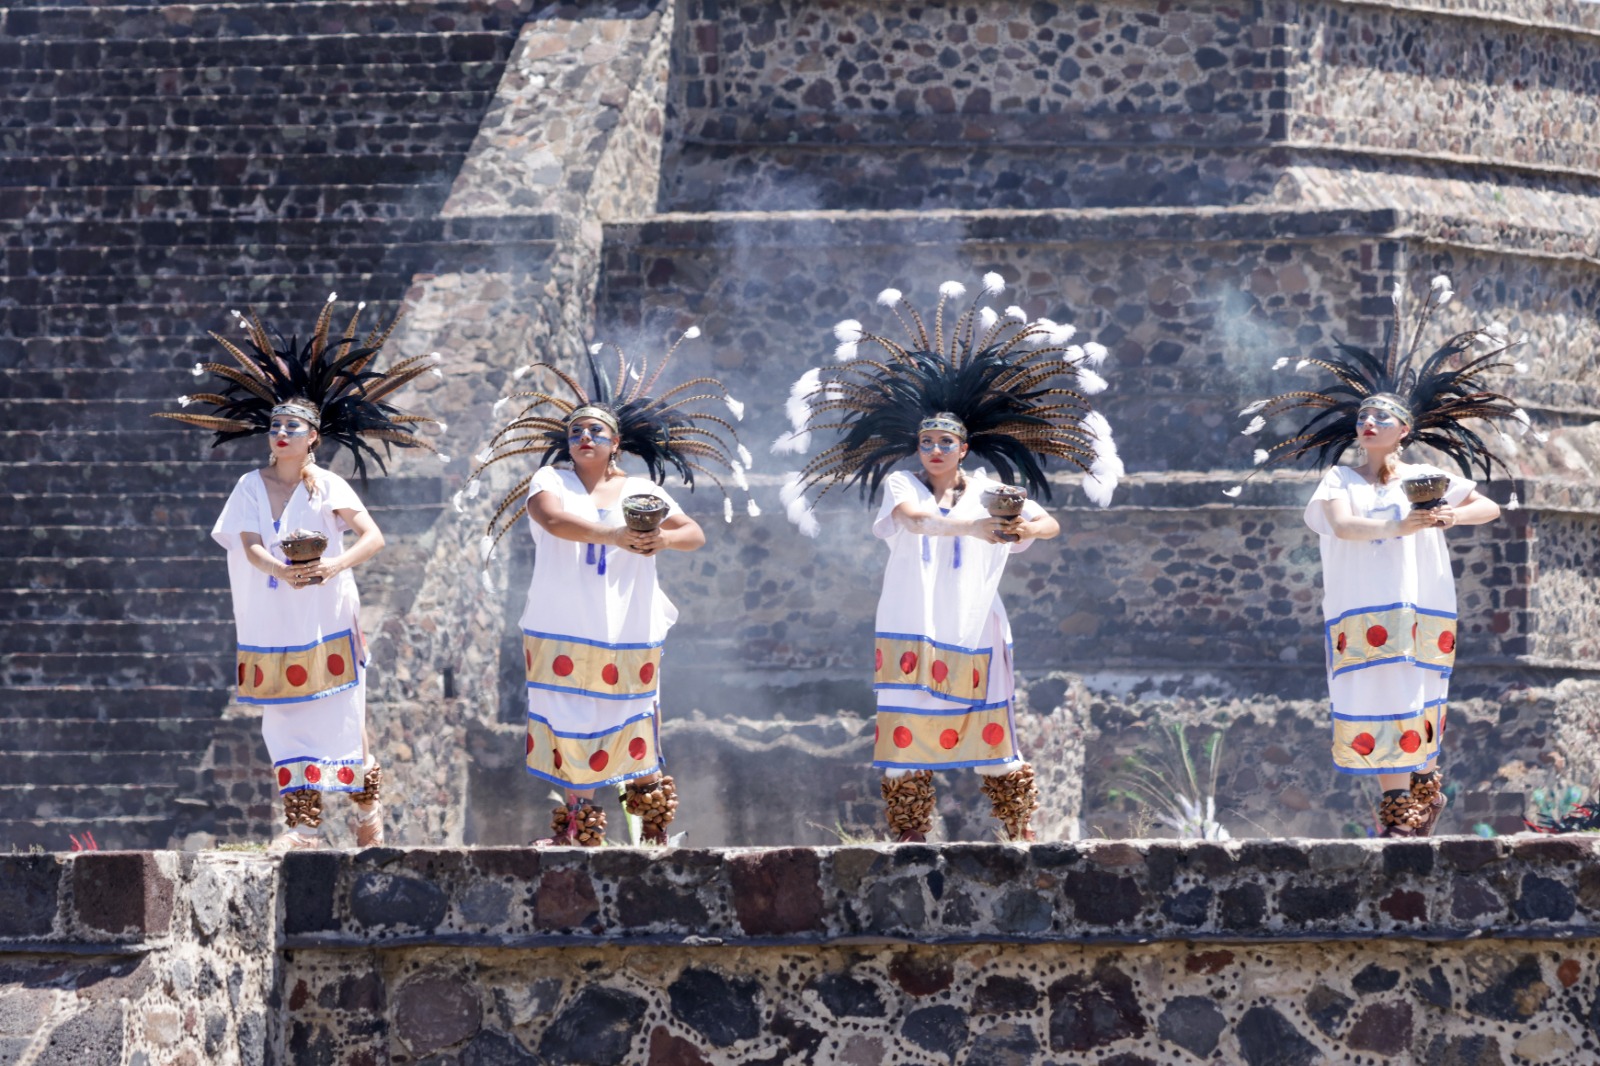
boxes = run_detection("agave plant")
[1108,720,1230,841]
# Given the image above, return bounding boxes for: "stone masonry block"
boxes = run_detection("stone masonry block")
[71,853,173,938]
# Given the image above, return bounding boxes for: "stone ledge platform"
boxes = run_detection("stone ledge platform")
[6,839,1600,1064]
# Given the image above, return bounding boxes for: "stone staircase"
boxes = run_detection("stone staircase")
[0,0,537,850]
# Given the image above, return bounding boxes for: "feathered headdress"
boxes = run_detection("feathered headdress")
[1226,274,1535,497]
[466,326,755,561]
[773,273,1122,535]
[154,292,446,482]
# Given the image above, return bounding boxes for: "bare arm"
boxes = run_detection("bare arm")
[1012,511,1061,542]
[1431,490,1500,529]
[526,491,705,556]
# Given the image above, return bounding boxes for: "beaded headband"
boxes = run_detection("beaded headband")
[1357,395,1412,425]
[271,401,321,425]
[917,415,968,440]
[567,405,621,435]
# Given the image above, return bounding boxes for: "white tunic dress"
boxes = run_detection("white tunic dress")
[1304,462,1474,775]
[521,466,680,789]
[870,470,1045,772]
[212,469,369,795]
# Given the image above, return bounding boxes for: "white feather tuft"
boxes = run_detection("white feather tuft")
[475,450,493,464]
[982,272,1005,295]
[1005,306,1028,322]
[1507,492,1520,511]
[358,301,367,311]
[480,568,496,594]
[1271,357,1290,370]
[1295,359,1312,371]
[877,288,903,307]
[939,281,967,299]
[1222,486,1243,498]
[1064,345,1085,363]
[589,343,604,355]
[1240,399,1269,417]
[493,397,510,415]
[436,421,449,434]
[1048,324,1077,346]
[731,462,750,491]
[978,307,998,332]
[1532,430,1550,444]
[479,535,495,562]
[1082,342,1108,366]
[1391,282,1403,305]
[191,363,205,377]
[778,474,806,507]
[1082,471,1117,508]
[834,341,858,362]
[737,443,753,467]
[1078,369,1108,395]
[724,497,734,524]
[1512,408,1531,434]
[1513,362,1529,374]
[512,366,529,380]
[1253,449,1269,466]
[786,369,821,431]
[451,491,464,514]
[437,453,450,464]
[1242,417,1266,436]
[467,479,482,499]
[684,326,702,340]
[833,319,864,343]
[430,367,443,378]
[178,395,193,407]
[747,499,762,517]
[326,291,337,303]
[1431,275,1451,292]
[786,494,821,537]
[628,366,641,382]
[1436,288,1454,306]
[725,395,745,421]
[772,430,811,455]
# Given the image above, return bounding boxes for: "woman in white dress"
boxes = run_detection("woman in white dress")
[470,332,750,845]
[1236,275,1524,836]
[776,275,1122,841]
[157,300,444,848]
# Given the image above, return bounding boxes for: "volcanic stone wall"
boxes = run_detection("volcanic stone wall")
[9,839,1600,1063]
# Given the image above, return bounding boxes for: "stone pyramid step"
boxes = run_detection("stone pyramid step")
[1,214,557,248]
[0,716,215,754]
[0,183,449,222]
[0,30,515,72]
[0,61,507,100]
[0,526,232,562]
[6,120,487,159]
[2,1,534,39]
[1,89,495,130]
[0,749,220,786]
[0,588,233,623]
[14,480,443,524]
[0,296,389,337]
[0,150,470,188]
[0,460,446,499]
[3,650,233,689]
[0,782,183,821]
[0,813,183,851]
[6,554,228,591]
[3,620,232,655]
[0,685,225,720]
[3,430,213,463]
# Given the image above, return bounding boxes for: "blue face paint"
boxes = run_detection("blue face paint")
[918,435,961,454]
[269,419,313,437]
[568,424,613,445]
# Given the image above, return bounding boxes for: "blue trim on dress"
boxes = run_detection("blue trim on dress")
[873,755,1019,770]
[522,628,664,651]
[527,708,658,739]
[527,681,657,701]
[524,763,662,789]
[873,682,987,707]
[1330,696,1448,722]
[238,627,357,655]
[1329,656,1452,681]
[875,700,1011,717]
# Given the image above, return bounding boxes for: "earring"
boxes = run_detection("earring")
[1351,442,1368,467]
[269,454,278,466]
